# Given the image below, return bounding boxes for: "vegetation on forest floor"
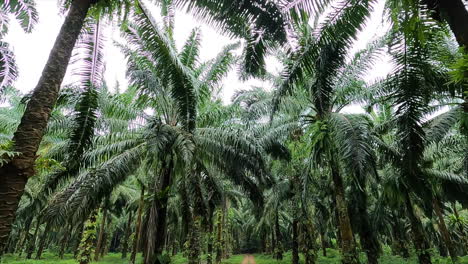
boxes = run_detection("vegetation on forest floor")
[2,250,468,264]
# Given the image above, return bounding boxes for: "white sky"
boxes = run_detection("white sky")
[4,0,392,106]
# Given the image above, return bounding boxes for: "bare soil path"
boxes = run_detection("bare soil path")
[241,255,256,264]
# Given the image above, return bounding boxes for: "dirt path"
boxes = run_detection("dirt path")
[241,255,256,264]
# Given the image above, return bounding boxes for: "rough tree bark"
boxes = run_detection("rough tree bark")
[16,217,32,256]
[215,208,223,264]
[188,215,202,264]
[405,193,432,264]
[121,211,133,259]
[94,207,108,261]
[207,215,214,264]
[320,232,327,257]
[292,217,300,264]
[433,198,457,263]
[130,186,145,264]
[59,223,73,259]
[26,219,40,259]
[35,221,51,259]
[0,0,93,254]
[274,213,283,260]
[330,159,359,264]
[144,159,173,264]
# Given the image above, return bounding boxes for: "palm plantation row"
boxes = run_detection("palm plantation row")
[0,0,467,264]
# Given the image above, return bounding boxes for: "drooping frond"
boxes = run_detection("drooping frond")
[43,144,146,223]
[0,0,38,34]
[172,0,287,78]
[275,0,374,114]
[194,127,273,207]
[172,0,286,41]
[329,113,377,182]
[0,41,18,94]
[71,20,106,89]
[425,107,461,143]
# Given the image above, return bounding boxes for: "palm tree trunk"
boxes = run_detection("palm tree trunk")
[292,217,299,264]
[390,214,410,259]
[435,0,468,49]
[271,229,276,258]
[0,0,93,253]
[433,198,457,263]
[59,223,73,259]
[26,219,40,259]
[121,211,133,259]
[215,208,223,264]
[405,193,432,264]
[144,159,173,264]
[188,215,202,264]
[94,207,108,261]
[207,217,214,264]
[303,219,318,264]
[77,211,98,264]
[130,186,145,264]
[356,192,380,264]
[35,221,51,259]
[73,221,85,259]
[16,217,32,256]
[330,161,359,264]
[320,232,327,257]
[274,213,283,260]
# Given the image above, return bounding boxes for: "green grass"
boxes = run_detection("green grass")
[1,250,467,264]
[1,252,143,264]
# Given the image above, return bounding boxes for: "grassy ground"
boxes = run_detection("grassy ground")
[2,249,467,264]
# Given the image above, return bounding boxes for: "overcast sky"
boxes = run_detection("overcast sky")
[4,0,391,105]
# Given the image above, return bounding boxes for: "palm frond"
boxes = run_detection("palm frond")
[124,2,197,131]
[71,20,106,89]
[1,0,38,34]
[180,28,201,69]
[0,41,18,94]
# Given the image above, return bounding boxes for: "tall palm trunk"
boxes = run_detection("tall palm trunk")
[292,217,299,264]
[434,0,468,50]
[0,0,93,253]
[144,159,173,264]
[303,219,318,264]
[274,213,283,260]
[35,221,51,259]
[73,221,85,259]
[16,217,32,256]
[26,219,40,259]
[390,214,410,258]
[215,208,223,264]
[130,186,145,264]
[207,216,214,264]
[433,198,457,263]
[405,193,432,264]
[188,215,202,264]
[77,211,98,264]
[59,223,73,259]
[355,190,380,264]
[121,211,133,259]
[330,160,359,264]
[94,207,108,261]
[320,232,327,257]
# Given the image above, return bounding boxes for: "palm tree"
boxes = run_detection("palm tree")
[272,3,378,262]
[0,0,134,252]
